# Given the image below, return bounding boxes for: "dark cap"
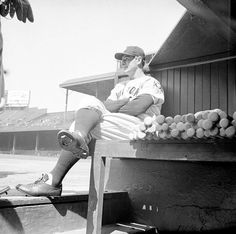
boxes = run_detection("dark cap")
[115,46,145,60]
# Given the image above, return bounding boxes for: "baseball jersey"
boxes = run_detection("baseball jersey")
[107,75,164,118]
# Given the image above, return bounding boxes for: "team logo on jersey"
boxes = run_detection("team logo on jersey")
[128,87,139,97]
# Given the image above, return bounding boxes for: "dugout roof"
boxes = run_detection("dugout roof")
[149,0,236,70]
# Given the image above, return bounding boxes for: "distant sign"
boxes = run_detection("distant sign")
[6,90,30,107]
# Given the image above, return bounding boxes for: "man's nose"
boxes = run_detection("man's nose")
[120,62,127,69]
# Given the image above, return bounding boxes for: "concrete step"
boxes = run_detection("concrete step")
[56,222,158,234]
[0,190,131,234]
[102,223,158,233]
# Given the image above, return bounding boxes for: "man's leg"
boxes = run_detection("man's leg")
[50,109,100,186]
[50,150,80,187]
[90,112,142,140]
[16,109,100,196]
[58,108,100,157]
[15,150,77,196]
[74,108,101,137]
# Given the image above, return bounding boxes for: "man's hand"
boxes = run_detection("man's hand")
[0,0,34,23]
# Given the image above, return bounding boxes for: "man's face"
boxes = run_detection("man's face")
[120,55,135,70]
[120,55,139,78]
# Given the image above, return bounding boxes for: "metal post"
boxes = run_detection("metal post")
[12,134,16,155]
[35,133,39,156]
[64,89,69,124]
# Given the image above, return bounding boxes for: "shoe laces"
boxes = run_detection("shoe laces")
[34,173,49,184]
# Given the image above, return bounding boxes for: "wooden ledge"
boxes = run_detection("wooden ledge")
[0,190,130,234]
[0,190,127,208]
[93,139,236,162]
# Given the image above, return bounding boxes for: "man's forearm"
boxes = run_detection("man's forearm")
[104,98,129,112]
[119,94,154,116]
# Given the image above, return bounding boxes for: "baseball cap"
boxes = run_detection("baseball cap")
[115,46,145,60]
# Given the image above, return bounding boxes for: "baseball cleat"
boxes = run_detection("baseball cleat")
[57,130,89,158]
[16,174,62,197]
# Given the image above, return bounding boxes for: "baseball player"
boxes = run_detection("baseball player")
[16,46,165,196]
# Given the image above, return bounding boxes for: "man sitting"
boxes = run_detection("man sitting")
[16,46,164,196]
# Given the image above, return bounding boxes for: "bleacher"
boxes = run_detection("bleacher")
[0,108,75,155]
[0,108,46,127]
[28,111,75,129]
[0,108,75,130]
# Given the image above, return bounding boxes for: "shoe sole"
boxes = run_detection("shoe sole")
[57,130,89,158]
[16,186,61,197]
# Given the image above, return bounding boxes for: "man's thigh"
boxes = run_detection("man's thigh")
[90,113,142,140]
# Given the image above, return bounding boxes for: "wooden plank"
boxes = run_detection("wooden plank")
[180,67,188,114]
[177,0,236,40]
[160,70,168,116]
[202,63,211,110]
[101,223,157,233]
[86,154,106,234]
[0,191,127,208]
[218,61,228,112]
[0,191,130,234]
[47,223,157,234]
[194,65,203,112]
[106,153,236,232]
[227,59,236,115]
[161,70,167,89]
[150,54,236,72]
[0,203,87,234]
[94,140,236,162]
[210,62,219,109]
[0,193,89,207]
[167,69,174,116]
[174,68,181,115]
[187,67,195,113]
[154,71,162,84]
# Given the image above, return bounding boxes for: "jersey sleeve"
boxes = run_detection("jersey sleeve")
[139,78,164,105]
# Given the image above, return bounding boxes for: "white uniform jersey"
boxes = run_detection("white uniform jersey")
[70,75,165,141]
[107,75,164,118]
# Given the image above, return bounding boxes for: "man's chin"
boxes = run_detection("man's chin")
[116,69,129,79]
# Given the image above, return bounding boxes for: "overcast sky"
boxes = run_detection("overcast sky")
[1,0,185,112]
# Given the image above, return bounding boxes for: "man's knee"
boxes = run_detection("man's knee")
[76,95,100,109]
[75,95,107,116]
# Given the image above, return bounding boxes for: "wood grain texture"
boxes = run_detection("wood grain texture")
[152,58,236,117]
[180,67,188,114]
[187,66,195,113]
[86,155,106,234]
[228,59,236,115]
[202,63,211,110]
[94,139,236,162]
[0,192,130,234]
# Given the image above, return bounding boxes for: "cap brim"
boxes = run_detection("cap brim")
[115,52,133,60]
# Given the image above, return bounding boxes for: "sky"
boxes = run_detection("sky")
[1,0,185,112]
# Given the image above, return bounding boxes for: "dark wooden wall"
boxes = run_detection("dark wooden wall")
[151,58,236,117]
[0,130,61,155]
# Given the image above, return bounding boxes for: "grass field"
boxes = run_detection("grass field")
[0,154,91,194]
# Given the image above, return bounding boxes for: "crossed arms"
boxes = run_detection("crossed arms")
[104,94,154,116]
